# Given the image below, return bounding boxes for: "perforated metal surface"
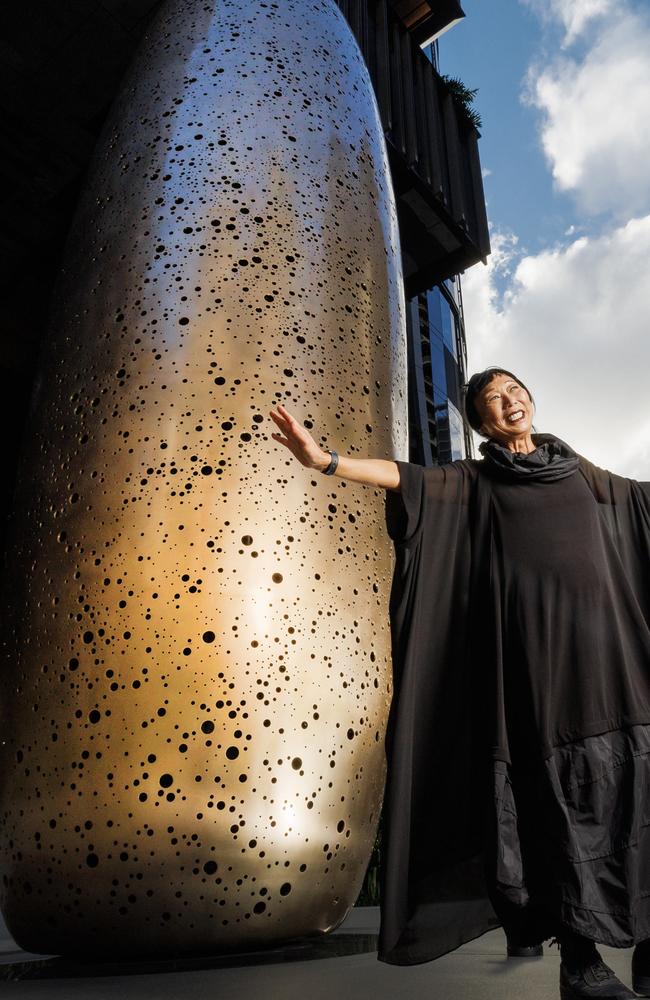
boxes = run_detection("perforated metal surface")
[0,0,407,955]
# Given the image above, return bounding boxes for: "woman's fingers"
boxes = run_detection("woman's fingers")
[278,404,301,428]
[268,408,317,467]
[269,406,315,462]
[269,406,289,426]
[269,412,288,435]
[270,406,301,439]
[272,407,292,429]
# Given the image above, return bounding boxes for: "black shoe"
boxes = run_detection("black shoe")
[560,958,636,999]
[632,942,650,996]
[507,941,544,958]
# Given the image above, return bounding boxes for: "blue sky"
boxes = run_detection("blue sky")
[434,0,650,478]
[441,1,572,254]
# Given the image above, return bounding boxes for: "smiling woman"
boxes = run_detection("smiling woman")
[464,367,537,451]
[270,369,650,999]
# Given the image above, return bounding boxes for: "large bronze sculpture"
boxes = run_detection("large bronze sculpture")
[0,0,407,955]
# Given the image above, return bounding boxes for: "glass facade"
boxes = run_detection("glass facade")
[406,277,473,465]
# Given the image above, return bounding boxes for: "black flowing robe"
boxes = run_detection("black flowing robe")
[377,451,650,965]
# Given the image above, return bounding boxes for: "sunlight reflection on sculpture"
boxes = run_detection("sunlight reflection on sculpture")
[0,0,407,956]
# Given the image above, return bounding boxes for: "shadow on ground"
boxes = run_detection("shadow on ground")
[0,924,377,982]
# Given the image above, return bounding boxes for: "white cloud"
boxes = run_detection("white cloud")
[458,0,650,481]
[463,217,650,480]
[549,0,613,45]
[525,8,650,217]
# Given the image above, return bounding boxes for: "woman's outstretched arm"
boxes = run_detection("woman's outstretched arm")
[269,404,401,492]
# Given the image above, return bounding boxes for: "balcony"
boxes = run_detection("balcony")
[334,0,491,296]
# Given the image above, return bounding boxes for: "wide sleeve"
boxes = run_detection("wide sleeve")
[578,455,650,519]
[384,460,474,546]
[384,460,426,544]
[578,455,650,614]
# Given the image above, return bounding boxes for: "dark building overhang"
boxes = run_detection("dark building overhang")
[389,0,465,47]
[389,140,488,298]
[335,0,490,296]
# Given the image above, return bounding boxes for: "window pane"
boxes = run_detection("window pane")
[440,295,456,356]
[448,400,465,461]
[429,332,447,395]
[427,287,443,337]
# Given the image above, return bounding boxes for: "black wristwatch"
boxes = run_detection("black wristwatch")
[322,450,339,475]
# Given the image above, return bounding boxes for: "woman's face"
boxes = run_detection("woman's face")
[476,373,534,445]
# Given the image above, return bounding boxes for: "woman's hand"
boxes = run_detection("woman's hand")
[269,404,329,471]
[268,404,401,490]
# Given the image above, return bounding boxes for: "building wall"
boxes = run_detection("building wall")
[405,277,473,465]
[407,39,474,466]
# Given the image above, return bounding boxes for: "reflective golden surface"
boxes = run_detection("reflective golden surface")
[0,0,407,955]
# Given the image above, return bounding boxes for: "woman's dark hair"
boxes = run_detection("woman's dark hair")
[463,367,535,436]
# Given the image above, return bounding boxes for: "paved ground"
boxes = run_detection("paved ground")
[0,906,638,999]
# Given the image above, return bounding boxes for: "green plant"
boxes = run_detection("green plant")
[440,74,482,130]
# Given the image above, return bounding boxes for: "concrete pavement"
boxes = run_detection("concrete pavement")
[0,905,638,999]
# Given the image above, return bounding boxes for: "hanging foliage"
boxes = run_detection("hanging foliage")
[440,73,482,130]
